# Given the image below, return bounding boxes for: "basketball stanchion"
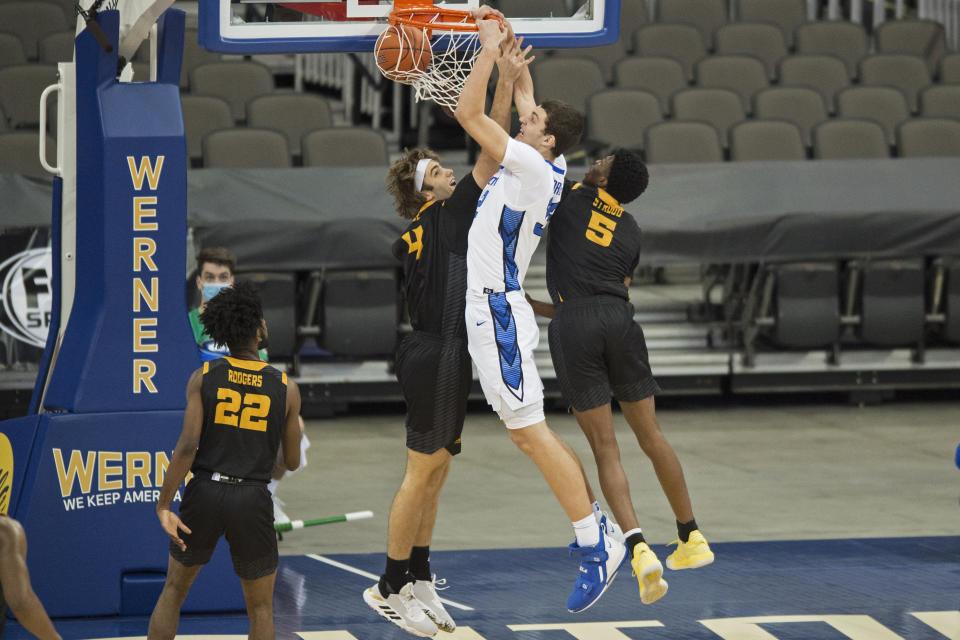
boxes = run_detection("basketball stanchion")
[275,510,374,533]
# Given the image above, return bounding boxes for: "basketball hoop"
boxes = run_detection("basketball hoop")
[378,0,493,108]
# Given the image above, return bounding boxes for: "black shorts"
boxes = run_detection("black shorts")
[396,331,471,456]
[548,295,660,412]
[170,475,278,580]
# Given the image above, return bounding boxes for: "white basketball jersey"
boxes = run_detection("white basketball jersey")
[467,138,566,294]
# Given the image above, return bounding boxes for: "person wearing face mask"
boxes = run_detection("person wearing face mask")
[189,247,267,362]
[187,246,307,528]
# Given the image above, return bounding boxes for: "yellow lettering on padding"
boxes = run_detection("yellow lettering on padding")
[52,449,96,497]
[133,359,158,393]
[98,451,123,490]
[154,451,170,487]
[133,277,158,313]
[134,237,158,271]
[127,155,164,191]
[133,318,158,352]
[126,451,152,488]
[133,197,158,231]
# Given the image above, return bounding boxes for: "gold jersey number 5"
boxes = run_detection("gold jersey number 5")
[214,387,271,432]
[586,210,617,247]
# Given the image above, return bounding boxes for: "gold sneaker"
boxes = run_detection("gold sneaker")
[631,542,668,604]
[665,530,715,570]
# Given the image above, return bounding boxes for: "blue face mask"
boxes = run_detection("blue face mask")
[202,282,230,301]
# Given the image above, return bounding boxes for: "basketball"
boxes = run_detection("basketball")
[375,24,432,81]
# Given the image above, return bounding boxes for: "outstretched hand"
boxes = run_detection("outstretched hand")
[158,508,192,552]
[496,35,534,83]
[477,15,507,52]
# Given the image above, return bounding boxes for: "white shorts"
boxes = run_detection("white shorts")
[465,290,545,429]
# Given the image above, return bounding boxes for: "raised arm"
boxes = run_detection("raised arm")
[473,30,532,186]
[512,38,537,119]
[455,17,510,163]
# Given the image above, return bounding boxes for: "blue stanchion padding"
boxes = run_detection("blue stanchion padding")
[43,8,199,413]
[16,412,244,616]
[955,442,959,469]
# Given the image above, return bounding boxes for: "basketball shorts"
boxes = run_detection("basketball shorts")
[465,290,545,429]
[170,475,278,580]
[548,295,661,412]
[396,331,471,455]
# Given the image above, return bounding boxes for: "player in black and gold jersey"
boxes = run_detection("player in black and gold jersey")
[362,25,523,638]
[528,148,713,606]
[149,281,302,640]
[0,515,61,640]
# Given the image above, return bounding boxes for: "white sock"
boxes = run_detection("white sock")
[573,514,600,547]
[591,501,602,523]
[623,527,643,539]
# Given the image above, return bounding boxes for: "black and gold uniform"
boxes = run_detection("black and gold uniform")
[171,356,288,579]
[546,181,660,411]
[392,173,481,455]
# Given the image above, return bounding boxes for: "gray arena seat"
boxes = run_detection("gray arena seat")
[672,87,745,147]
[874,19,946,74]
[614,56,686,115]
[941,53,960,83]
[202,128,292,169]
[896,118,960,158]
[247,93,334,158]
[0,2,68,60]
[777,54,850,114]
[246,272,299,359]
[38,30,74,64]
[302,127,389,166]
[657,0,727,49]
[714,23,788,80]
[0,32,26,68]
[586,89,662,152]
[181,95,233,166]
[919,85,960,120]
[190,61,273,122]
[812,118,890,159]
[858,54,931,113]
[0,131,55,178]
[772,262,841,349]
[181,27,222,90]
[753,86,827,147]
[620,0,649,53]
[944,258,960,343]
[695,55,769,113]
[0,105,6,131]
[531,57,605,112]
[321,269,398,357]
[795,21,868,79]
[0,64,57,128]
[633,23,707,82]
[859,259,925,347]
[644,121,724,164]
[729,120,806,161]
[735,0,806,47]
[552,40,627,85]
[835,86,910,146]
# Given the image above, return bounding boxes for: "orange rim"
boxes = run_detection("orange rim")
[388,6,478,33]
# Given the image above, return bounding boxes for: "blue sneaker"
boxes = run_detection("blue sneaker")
[566,522,627,613]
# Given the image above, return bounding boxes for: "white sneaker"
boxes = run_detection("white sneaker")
[412,576,456,633]
[600,512,625,545]
[363,582,438,638]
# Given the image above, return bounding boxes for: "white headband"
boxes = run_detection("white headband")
[414,158,433,192]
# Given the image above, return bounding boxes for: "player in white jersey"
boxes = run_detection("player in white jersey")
[454,15,627,613]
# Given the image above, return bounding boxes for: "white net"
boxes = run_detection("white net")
[376,12,481,109]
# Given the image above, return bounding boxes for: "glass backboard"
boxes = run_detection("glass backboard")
[199,0,621,53]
